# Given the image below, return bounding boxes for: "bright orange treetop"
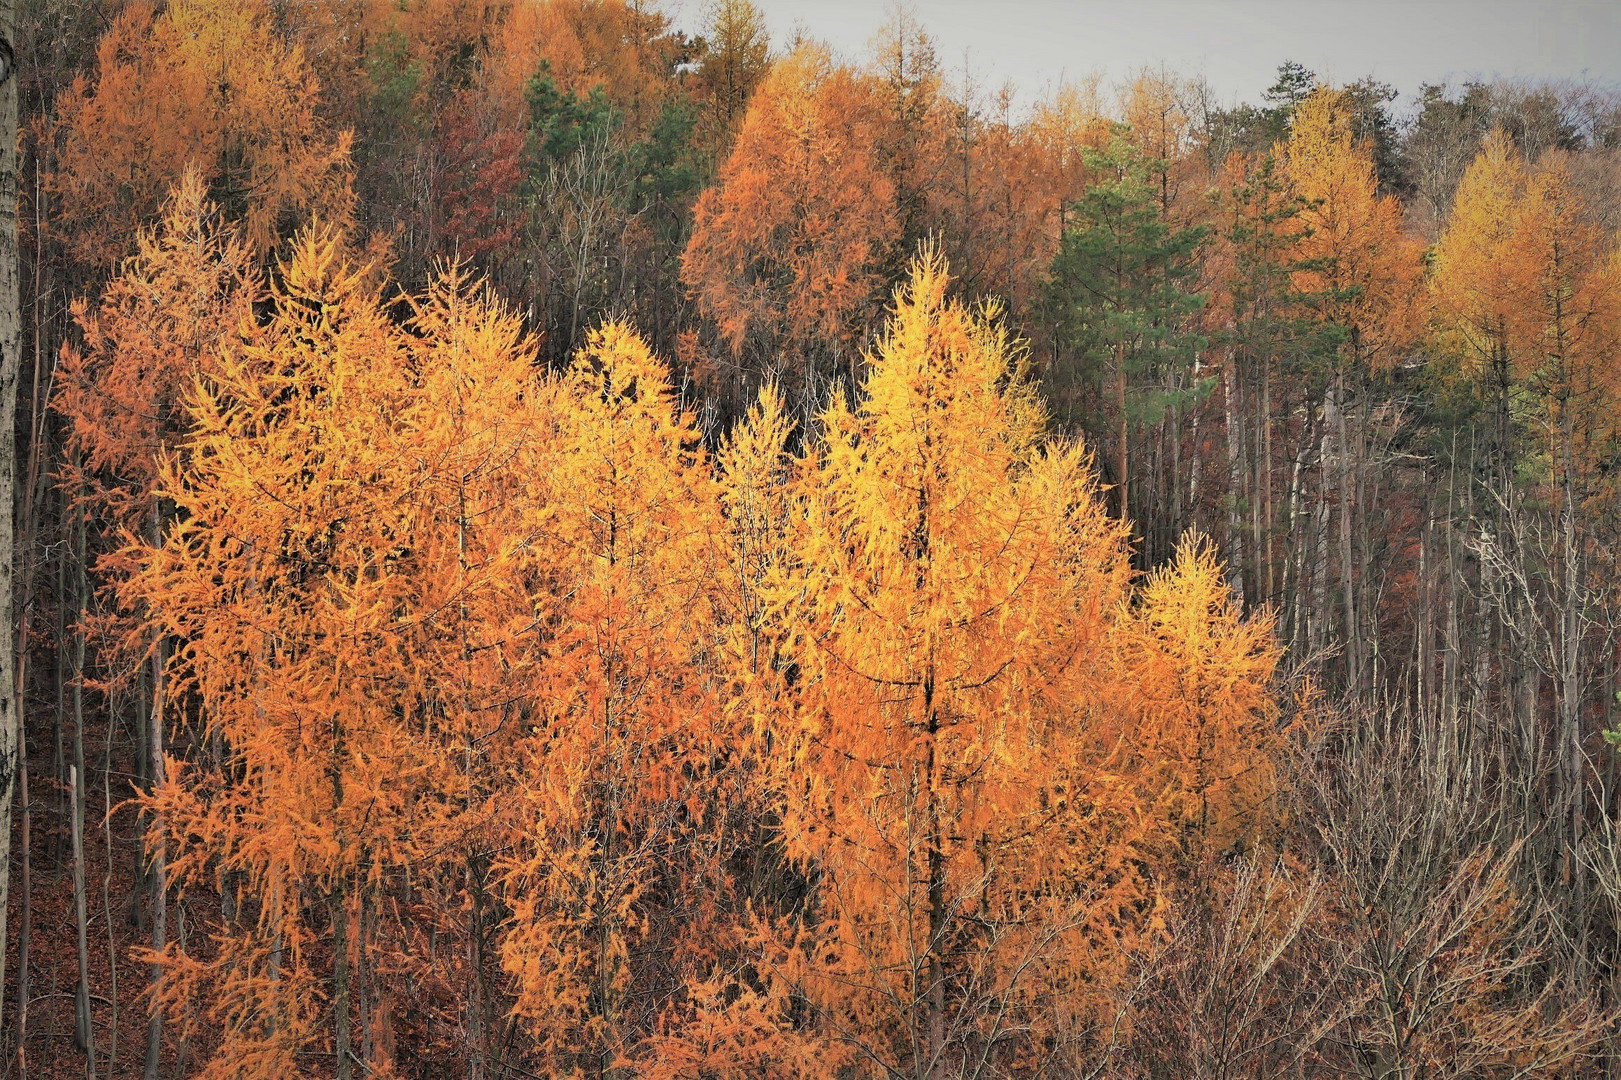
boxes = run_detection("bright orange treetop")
[57,170,262,525]
[682,44,900,364]
[50,0,353,269]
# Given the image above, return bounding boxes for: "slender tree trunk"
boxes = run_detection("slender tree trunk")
[1285,416,1308,654]
[72,764,96,1076]
[72,483,94,1070]
[333,879,353,1080]
[359,888,375,1072]
[1355,394,1375,695]
[102,711,119,1073]
[0,1,25,1038]
[14,734,25,1075]
[1417,502,1431,724]
[1261,350,1275,605]
[1117,338,1129,525]
[1557,380,1583,889]
[1312,408,1332,659]
[1189,354,1202,520]
[144,505,168,1080]
[923,666,946,1080]
[1443,448,1460,733]
[51,535,64,866]
[467,872,489,1080]
[1333,371,1359,694]
[1223,355,1245,597]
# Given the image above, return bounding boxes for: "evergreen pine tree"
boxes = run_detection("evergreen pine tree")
[1046,125,1209,523]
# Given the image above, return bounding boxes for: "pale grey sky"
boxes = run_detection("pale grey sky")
[670,1,1621,114]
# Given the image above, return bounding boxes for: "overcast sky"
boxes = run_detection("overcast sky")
[669,1,1621,114]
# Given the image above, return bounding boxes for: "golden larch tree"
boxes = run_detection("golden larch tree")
[495,321,746,1075]
[765,252,1152,1076]
[126,231,551,1079]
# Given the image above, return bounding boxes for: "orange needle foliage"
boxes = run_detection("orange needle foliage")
[1430,130,1531,388]
[1114,537,1284,864]
[495,322,742,1072]
[94,196,1283,1076]
[57,170,263,526]
[49,0,354,270]
[748,253,1279,1074]
[1437,137,1621,397]
[126,228,553,1076]
[682,44,900,364]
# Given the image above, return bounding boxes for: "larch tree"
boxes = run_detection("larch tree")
[1118,68,1199,219]
[869,8,949,268]
[55,170,265,1077]
[1430,130,1532,493]
[693,0,772,155]
[1113,536,1284,866]
[1281,85,1422,693]
[1283,88,1421,370]
[57,170,263,524]
[765,252,1156,1076]
[124,231,551,1079]
[681,43,899,394]
[49,0,354,271]
[937,83,1107,319]
[495,321,743,1076]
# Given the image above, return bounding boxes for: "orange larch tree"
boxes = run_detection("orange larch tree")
[494,321,749,1074]
[57,170,262,525]
[1430,129,1531,487]
[1284,87,1422,373]
[54,171,268,1075]
[762,252,1155,1076]
[124,231,552,1079]
[1113,536,1284,866]
[49,0,354,271]
[681,43,899,391]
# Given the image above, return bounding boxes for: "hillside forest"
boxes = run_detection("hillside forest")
[9,1,1621,1077]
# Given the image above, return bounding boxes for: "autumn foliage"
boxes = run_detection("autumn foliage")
[48,0,353,269]
[54,173,1281,1073]
[682,44,900,368]
[21,6,1621,1079]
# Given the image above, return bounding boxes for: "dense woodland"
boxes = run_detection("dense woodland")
[7,1,1621,1077]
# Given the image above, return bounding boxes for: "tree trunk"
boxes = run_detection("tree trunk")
[333,880,353,1080]
[1260,349,1275,605]
[70,508,96,1074]
[1556,372,1583,891]
[1311,408,1332,659]
[0,0,24,1040]
[1223,356,1246,597]
[1332,372,1359,694]
[14,736,25,1075]
[144,507,168,1080]
[923,667,946,1080]
[72,764,97,1076]
[1117,338,1129,526]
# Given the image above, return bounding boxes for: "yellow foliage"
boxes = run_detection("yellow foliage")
[1283,87,1423,368]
